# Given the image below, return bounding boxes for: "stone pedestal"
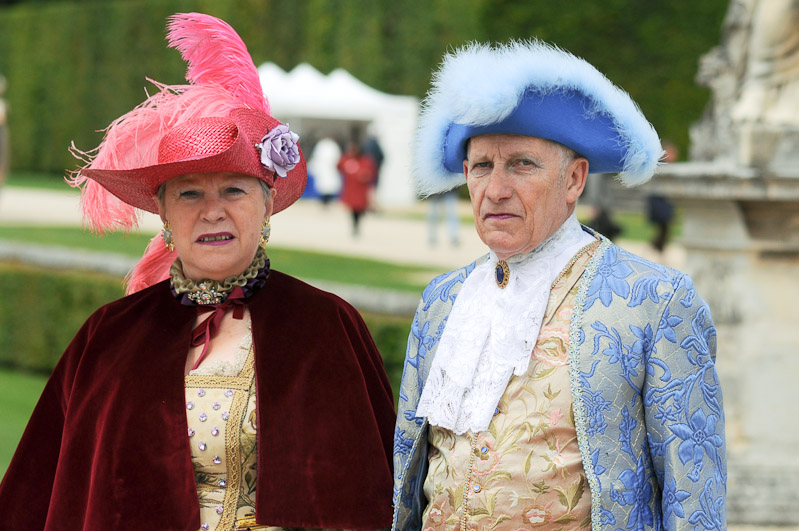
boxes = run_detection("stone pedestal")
[646,163,799,525]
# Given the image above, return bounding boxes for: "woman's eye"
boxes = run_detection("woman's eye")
[224,187,246,196]
[179,190,200,199]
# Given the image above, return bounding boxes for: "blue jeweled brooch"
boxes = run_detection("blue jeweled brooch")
[495,260,509,289]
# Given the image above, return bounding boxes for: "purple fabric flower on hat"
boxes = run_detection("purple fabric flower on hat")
[256,123,300,178]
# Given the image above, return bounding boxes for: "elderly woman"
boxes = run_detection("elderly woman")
[0,14,395,531]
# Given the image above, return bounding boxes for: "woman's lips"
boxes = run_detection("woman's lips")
[196,232,235,245]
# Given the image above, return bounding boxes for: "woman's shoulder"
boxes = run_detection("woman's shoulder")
[53,280,188,379]
[258,269,359,315]
[100,278,172,307]
[84,279,180,326]
[250,271,376,356]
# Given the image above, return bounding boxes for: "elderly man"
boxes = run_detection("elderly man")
[392,42,726,530]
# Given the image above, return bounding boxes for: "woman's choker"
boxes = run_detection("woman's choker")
[170,247,270,306]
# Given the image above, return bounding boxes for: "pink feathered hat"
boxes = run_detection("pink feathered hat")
[70,13,306,230]
[68,13,306,293]
[80,108,306,216]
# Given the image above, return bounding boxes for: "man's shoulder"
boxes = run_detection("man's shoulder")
[583,239,699,312]
[594,240,684,279]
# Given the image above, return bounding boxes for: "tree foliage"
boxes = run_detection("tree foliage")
[0,0,728,174]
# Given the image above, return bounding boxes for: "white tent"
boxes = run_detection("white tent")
[258,62,419,206]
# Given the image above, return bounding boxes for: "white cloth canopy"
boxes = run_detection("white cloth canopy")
[258,62,419,205]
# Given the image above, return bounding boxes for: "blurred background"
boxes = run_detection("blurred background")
[0,0,796,527]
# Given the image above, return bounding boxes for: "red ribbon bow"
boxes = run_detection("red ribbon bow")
[190,286,247,370]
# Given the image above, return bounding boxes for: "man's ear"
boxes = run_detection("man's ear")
[564,157,589,204]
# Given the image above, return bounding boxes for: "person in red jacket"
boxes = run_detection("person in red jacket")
[0,14,395,531]
[337,139,377,237]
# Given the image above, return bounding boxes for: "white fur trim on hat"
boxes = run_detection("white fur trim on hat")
[413,40,663,196]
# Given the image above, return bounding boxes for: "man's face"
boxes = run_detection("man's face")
[464,134,587,260]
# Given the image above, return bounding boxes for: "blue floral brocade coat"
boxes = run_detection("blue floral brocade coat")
[392,238,726,530]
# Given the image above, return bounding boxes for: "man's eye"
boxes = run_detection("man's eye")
[513,159,540,171]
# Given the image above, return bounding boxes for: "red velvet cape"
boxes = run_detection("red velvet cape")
[0,271,395,530]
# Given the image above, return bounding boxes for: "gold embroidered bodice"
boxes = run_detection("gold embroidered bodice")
[186,330,258,531]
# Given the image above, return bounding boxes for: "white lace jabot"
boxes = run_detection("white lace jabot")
[416,213,596,434]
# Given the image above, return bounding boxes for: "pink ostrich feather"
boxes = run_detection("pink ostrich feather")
[66,145,140,235]
[124,232,176,295]
[69,14,269,235]
[167,12,269,114]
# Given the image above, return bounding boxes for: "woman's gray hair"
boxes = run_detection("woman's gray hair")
[257,179,272,201]
[156,183,167,209]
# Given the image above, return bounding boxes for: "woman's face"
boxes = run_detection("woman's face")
[158,172,275,281]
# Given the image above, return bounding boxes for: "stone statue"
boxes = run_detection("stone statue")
[691,0,799,168]
[659,2,799,523]
[732,0,799,124]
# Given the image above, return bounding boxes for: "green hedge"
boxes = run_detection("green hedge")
[0,263,124,372]
[0,0,728,175]
[0,262,410,399]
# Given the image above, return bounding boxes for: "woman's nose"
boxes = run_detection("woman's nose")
[199,196,226,221]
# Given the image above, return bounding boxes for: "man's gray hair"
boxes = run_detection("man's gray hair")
[556,143,580,176]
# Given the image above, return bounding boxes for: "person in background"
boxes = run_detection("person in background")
[361,125,384,211]
[361,127,384,183]
[648,141,679,253]
[588,203,622,241]
[0,74,8,189]
[426,188,460,247]
[338,136,377,237]
[308,136,342,206]
[0,14,395,531]
[393,41,725,529]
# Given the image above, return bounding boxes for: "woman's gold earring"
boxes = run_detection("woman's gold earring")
[260,218,271,248]
[162,221,175,252]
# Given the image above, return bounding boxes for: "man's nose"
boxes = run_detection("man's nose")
[484,167,512,202]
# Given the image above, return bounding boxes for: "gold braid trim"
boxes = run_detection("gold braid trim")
[217,347,256,530]
[184,374,252,392]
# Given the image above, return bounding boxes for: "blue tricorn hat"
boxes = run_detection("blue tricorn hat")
[414,40,663,196]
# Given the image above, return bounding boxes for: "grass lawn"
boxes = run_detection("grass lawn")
[0,225,438,293]
[0,367,48,476]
